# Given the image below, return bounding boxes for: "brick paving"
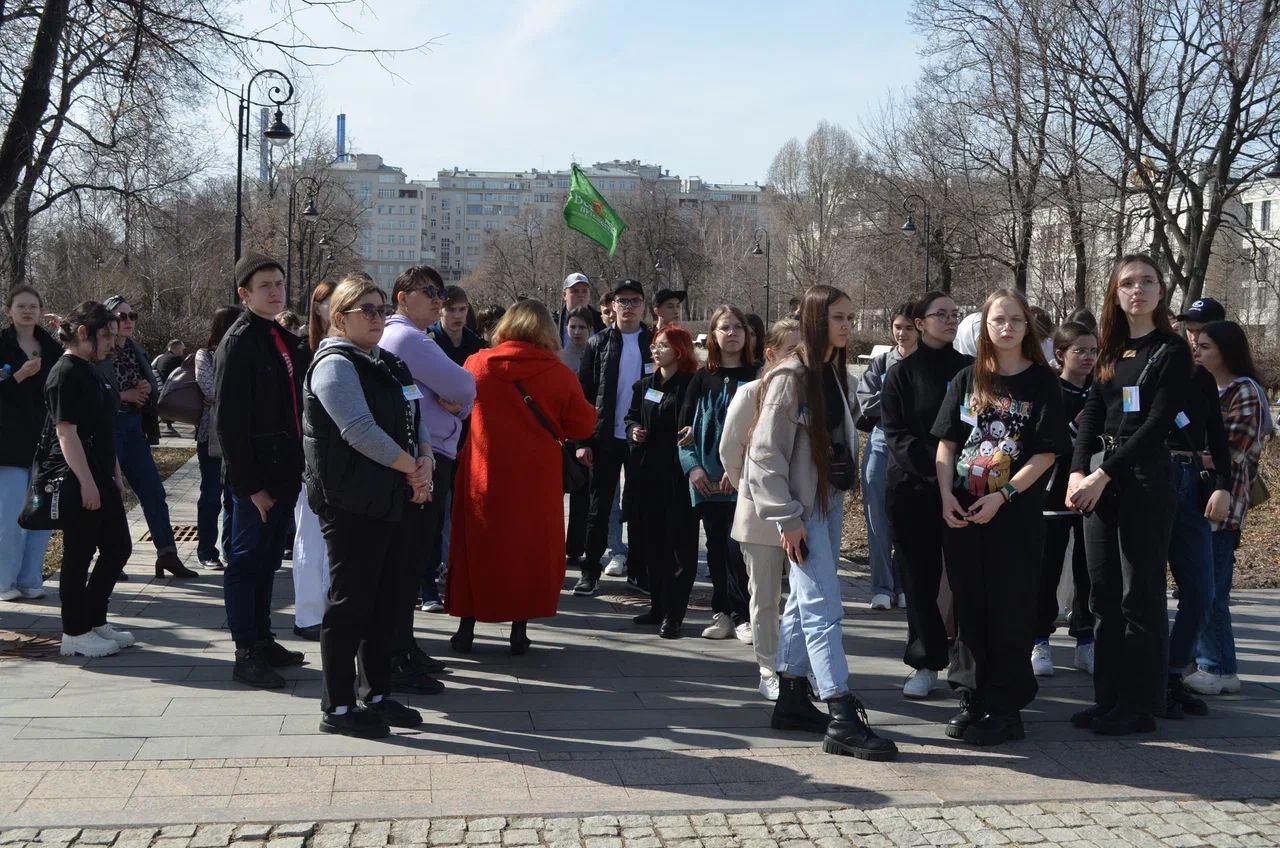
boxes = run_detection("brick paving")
[2,434,1280,833]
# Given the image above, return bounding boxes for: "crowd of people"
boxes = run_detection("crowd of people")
[1,250,1270,756]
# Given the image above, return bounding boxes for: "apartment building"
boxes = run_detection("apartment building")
[328,153,428,289]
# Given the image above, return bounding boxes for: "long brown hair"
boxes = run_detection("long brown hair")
[1096,254,1175,382]
[972,288,1046,412]
[705,304,756,372]
[307,281,336,352]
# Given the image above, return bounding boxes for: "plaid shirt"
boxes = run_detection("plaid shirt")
[1211,377,1267,532]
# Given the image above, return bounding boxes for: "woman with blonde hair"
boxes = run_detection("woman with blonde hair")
[446,300,595,653]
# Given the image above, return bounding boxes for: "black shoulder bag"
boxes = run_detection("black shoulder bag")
[514,380,589,494]
[18,418,80,530]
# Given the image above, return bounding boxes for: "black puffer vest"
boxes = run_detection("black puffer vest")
[302,344,421,523]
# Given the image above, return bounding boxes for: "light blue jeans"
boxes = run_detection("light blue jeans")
[1196,528,1241,676]
[861,427,902,598]
[776,492,849,700]
[0,465,53,593]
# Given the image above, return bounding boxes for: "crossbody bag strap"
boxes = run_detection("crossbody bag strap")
[1113,341,1170,446]
[514,380,566,447]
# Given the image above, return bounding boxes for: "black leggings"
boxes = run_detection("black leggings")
[59,485,132,636]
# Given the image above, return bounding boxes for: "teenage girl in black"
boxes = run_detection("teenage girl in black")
[933,288,1068,745]
[1067,254,1191,735]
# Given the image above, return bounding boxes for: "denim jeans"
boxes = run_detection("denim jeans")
[607,474,627,558]
[1167,457,1215,674]
[223,490,298,649]
[196,441,223,562]
[1196,528,1241,676]
[114,409,176,553]
[776,492,849,700]
[860,427,902,598]
[0,465,52,592]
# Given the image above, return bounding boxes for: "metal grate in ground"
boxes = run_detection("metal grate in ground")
[141,523,199,543]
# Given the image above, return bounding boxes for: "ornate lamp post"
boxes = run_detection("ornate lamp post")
[232,68,294,299]
[751,227,771,321]
[286,175,321,310]
[901,194,930,291]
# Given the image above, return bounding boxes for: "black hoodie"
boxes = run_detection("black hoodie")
[881,341,973,489]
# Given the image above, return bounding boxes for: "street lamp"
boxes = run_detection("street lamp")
[233,68,294,299]
[1267,127,1280,179]
[901,193,931,291]
[751,227,771,321]
[286,174,322,310]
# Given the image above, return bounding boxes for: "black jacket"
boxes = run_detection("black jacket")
[577,325,653,442]
[0,325,62,468]
[213,309,308,500]
[881,341,973,489]
[303,344,422,523]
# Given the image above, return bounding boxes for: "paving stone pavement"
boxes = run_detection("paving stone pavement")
[2,439,1280,831]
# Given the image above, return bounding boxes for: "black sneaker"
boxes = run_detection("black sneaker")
[256,637,305,667]
[962,711,1025,746]
[292,624,321,642]
[1092,709,1156,736]
[320,705,389,739]
[572,573,599,596]
[1070,703,1110,729]
[390,652,445,694]
[234,648,285,689]
[361,697,423,728]
[409,644,448,674]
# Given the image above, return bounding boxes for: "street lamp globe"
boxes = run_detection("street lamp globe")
[302,198,320,221]
[263,108,293,147]
[901,215,917,234]
[751,241,764,256]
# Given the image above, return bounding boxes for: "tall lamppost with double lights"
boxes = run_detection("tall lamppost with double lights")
[751,227,771,321]
[286,175,321,310]
[900,194,930,292]
[232,68,294,299]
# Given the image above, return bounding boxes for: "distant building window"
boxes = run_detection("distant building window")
[378,189,395,199]
[441,199,450,210]
[1264,201,1272,231]
[468,233,479,243]
[467,204,483,215]
[1246,203,1254,227]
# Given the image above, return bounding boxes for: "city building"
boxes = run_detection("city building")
[328,153,428,289]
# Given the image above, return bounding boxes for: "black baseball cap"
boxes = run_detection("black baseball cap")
[653,288,687,307]
[1176,297,1225,323]
[613,279,644,298]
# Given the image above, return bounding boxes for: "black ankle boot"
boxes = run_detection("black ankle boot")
[823,695,898,761]
[509,620,531,655]
[946,690,984,740]
[1166,676,1208,718]
[770,676,831,734]
[962,711,1025,746]
[451,617,476,653]
[1092,708,1156,736]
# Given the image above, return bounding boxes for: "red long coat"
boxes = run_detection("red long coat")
[446,341,596,622]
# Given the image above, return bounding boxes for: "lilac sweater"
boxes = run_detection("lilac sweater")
[379,314,476,459]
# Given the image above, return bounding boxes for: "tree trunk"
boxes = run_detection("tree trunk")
[0,0,70,210]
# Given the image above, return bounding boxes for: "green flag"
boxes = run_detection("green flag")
[563,165,627,256]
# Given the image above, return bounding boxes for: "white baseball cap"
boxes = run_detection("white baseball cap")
[563,272,589,290]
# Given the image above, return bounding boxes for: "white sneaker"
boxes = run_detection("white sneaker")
[734,622,753,644]
[902,668,936,699]
[758,674,780,701]
[895,593,908,608]
[1183,668,1240,695]
[92,623,135,648]
[1073,641,1095,675]
[603,555,627,577]
[701,612,733,639]
[1219,673,1242,694]
[0,588,21,601]
[60,632,120,658]
[1031,641,1055,677]
[870,593,891,610]
[18,586,45,599]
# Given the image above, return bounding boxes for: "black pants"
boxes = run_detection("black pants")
[698,501,750,625]
[1035,515,1094,641]
[1084,457,1175,715]
[630,474,698,622]
[319,502,417,711]
[944,502,1041,713]
[392,496,437,656]
[420,454,456,599]
[59,485,132,636]
[565,484,589,560]
[583,437,628,572]
[889,482,951,671]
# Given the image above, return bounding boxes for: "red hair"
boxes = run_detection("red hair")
[655,326,697,374]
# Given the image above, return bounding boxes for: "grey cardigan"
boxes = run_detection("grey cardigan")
[743,357,859,536]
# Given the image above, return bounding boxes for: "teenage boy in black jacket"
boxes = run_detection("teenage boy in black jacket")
[215,252,309,689]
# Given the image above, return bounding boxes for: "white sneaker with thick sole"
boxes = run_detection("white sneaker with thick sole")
[603,555,627,578]
[1073,641,1095,675]
[701,612,733,639]
[1031,641,1055,677]
[902,668,936,699]
[870,593,891,610]
[18,586,45,599]
[1220,673,1242,693]
[734,622,753,644]
[895,592,908,608]
[0,588,21,601]
[758,674,780,701]
[1183,669,1240,695]
[92,623,135,648]
[60,632,120,658]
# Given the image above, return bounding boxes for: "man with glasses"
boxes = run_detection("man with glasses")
[574,280,653,595]
[557,272,605,348]
[379,265,474,689]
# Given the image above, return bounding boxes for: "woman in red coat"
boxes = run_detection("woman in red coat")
[446,300,596,654]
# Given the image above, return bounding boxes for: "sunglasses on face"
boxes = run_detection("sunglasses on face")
[412,285,444,300]
[342,303,396,320]
[115,311,139,322]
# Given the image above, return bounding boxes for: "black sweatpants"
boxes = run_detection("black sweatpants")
[1035,514,1094,641]
[697,501,750,625]
[392,492,437,656]
[629,474,698,623]
[888,482,951,671]
[944,501,1041,714]
[319,501,419,711]
[420,454,456,599]
[565,484,589,561]
[1083,456,1175,716]
[583,437,628,571]
[59,485,132,636]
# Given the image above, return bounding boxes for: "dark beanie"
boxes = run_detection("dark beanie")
[234,251,284,291]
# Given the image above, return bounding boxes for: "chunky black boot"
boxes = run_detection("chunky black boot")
[823,695,898,761]
[1165,676,1208,718]
[1070,703,1110,729]
[945,690,983,740]
[450,617,476,653]
[509,620,532,655]
[1092,708,1156,736]
[770,675,831,734]
[962,711,1025,746]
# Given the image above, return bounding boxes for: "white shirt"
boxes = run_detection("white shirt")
[613,329,643,440]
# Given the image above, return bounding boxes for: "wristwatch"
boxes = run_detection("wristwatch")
[1000,483,1018,503]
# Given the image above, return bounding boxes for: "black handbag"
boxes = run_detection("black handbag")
[18,420,78,531]
[514,380,589,494]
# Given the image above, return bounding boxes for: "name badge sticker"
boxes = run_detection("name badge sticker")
[643,362,655,375]
[960,397,976,426]
[402,384,424,402]
[643,387,663,404]
[1122,386,1141,413]
[1174,410,1191,429]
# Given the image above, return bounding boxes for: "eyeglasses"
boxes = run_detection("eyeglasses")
[986,316,1027,329]
[115,311,139,322]
[411,285,444,300]
[614,297,643,308]
[1067,346,1099,356]
[716,323,745,334]
[342,303,396,320]
[925,310,964,323]
[1118,279,1160,292]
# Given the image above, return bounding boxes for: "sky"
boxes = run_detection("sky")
[233,0,923,185]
